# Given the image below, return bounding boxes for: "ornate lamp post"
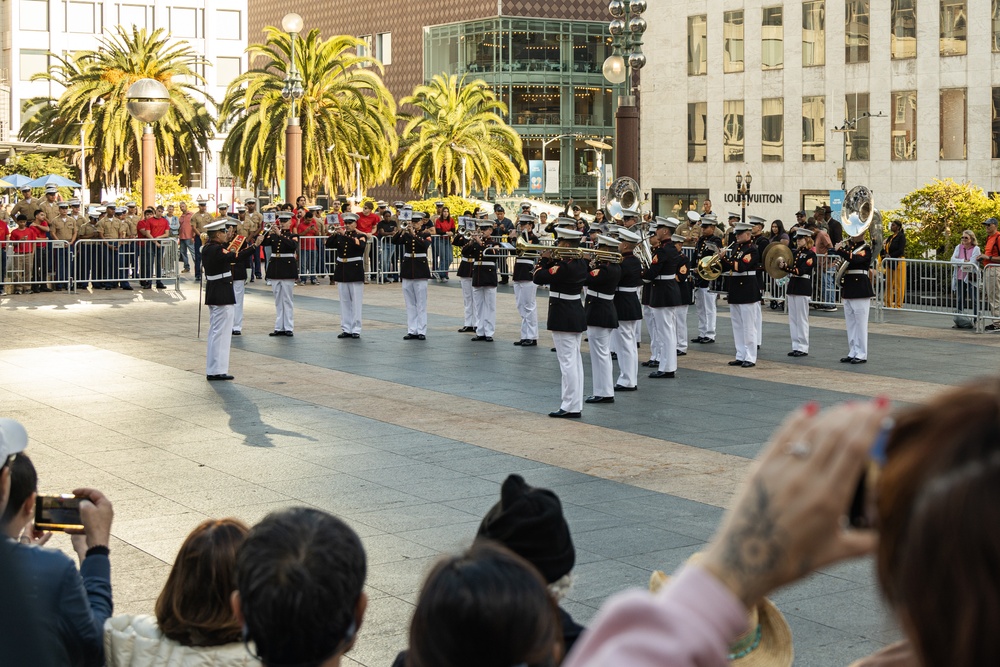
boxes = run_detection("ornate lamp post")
[125,79,170,209]
[735,170,752,223]
[602,0,646,182]
[281,12,305,204]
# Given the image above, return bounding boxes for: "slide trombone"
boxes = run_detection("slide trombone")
[515,237,622,263]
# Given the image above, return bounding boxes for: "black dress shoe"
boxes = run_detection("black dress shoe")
[691,336,705,343]
[585,396,615,404]
[741,361,756,368]
[156,282,166,289]
[851,358,867,364]
[121,285,133,291]
[550,347,556,351]
[471,335,487,341]
[676,350,687,356]
[513,339,524,346]
[548,409,582,418]
[610,352,618,360]
[840,356,855,363]
[641,359,656,367]
[351,333,360,338]
[417,334,426,340]
[232,330,241,336]
[728,360,744,366]
[484,336,493,342]
[206,374,234,381]
[457,326,475,332]
[269,331,284,336]
[702,338,715,344]
[404,333,419,340]
[649,370,675,378]
[521,340,537,346]
[285,331,294,337]
[788,350,808,357]
[614,384,638,391]
[338,332,352,338]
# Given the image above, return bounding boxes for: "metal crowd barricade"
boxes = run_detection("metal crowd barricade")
[979,263,1000,333]
[810,253,843,309]
[373,234,464,284]
[877,257,984,331]
[375,235,399,284]
[133,238,180,290]
[72,238,180,293]
[1,239,72,294]
[295,235,329,284]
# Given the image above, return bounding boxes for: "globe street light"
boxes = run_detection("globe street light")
[603,0,646,182]
[281,12,305,204]
[125,78,170,209]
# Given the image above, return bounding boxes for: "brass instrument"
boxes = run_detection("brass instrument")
[199,232,208,244]
[696,242,735,281]
[605,177,641,222]
[515,237,622,263]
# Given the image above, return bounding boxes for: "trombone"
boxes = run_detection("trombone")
[515,237,622,263]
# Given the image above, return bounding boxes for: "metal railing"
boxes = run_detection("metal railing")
[1,239,72,293]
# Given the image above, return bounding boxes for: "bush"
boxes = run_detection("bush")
[404,195,481,217]
[121,174,196,209]
[885,179,1000,258]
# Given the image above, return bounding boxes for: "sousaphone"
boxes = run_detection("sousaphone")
[836,185,876,283]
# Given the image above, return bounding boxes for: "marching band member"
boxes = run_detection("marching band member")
[720,221,761,368]
[642,220,683,379]
[584,235,622,403]
[512,214,540,347]
[202,219,238,380]
[782,228,816,357]
[640,230,659,368]
[750,215,769,348]
[453,223,478,333]
[671,232,693,357]
[265,212,299,337]
[833,231,874,364]
[462,219,500,342]
[534,227,589,418]
[612,228,643,392]
[224,219,255,336]
[691,217,719,344]
[393,216,432,340]
[329,213,367,339]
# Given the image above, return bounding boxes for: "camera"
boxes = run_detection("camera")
[35,494,84,532]
[847,418,892,529]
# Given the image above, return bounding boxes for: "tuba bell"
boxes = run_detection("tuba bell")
[842,185,874,238]
[605,177,641,222]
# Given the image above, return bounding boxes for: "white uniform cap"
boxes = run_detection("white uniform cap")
[728,211,741,220]
[749,215,766,225]
[685,210,701,222]
[733,221,753,232]
[45,185,58,193]
[620,207,640,219]
[618,228,642,243]
[553,216,578,228]
[596,234,619,247]
[0,419,28,459]
[203,220,227,232]
[554,227,583,240]
[342,213,359,223]
[671,234,687,243]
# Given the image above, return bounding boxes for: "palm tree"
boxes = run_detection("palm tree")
[219,27,397,200]
[394,74,526,197]
[19,26,215,197]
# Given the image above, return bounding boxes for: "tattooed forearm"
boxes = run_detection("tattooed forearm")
[719,478,787,582]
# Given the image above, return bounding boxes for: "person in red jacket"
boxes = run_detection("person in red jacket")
[8,215,36,294]
[355,202,379,283]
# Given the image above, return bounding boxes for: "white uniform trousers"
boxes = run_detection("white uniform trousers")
[552,331,584,412]
[730,302,760,363]
[755,294,763,348]
[613,320,640,389]
[513,281,538,341]
[695,287,717,340]
[587,326,615,397]
[402,279,428,335]
[787,294,810,353]
[272,279,294,332]
[338,281,364,334]
[206,304,235,375]
[642,304,659,361]
[652,307,677,372]
[843,298,871,360]
[232,279,245,332]
[472,286,496,337]
[673,305,689,353]
[460,277,476,327]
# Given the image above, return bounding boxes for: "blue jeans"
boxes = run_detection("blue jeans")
[194,236,203,279]
[957,280,979,315]
[433,237,452,279]
[178,238,194,270]
[822,268,836,304]
[380,242,396,280]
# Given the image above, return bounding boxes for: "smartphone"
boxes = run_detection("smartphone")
[847,419,892,529]
[35,494,83,532]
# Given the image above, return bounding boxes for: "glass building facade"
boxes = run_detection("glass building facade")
[425,17,620,208]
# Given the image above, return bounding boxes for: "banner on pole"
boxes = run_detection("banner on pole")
[529,160,544,193]
[544,160,560,194]
[829,190,845,222]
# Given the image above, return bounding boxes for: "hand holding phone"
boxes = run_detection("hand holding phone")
[34,494,83,532]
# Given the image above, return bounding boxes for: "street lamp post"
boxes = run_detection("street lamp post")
[125,79,170,209]
[603,0,647,183]
[347,152,369,202]
[735,170,752,223]
[281,12,305,204]
[450,143,476,199]
[539,133,581,202]
[831,111,886,191]
[585,139,612,209]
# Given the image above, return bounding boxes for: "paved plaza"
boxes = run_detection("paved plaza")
[1,279,995,666]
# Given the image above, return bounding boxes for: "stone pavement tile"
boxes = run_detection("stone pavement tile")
[308,484,428,517]
[818,557,879,586]
[614,543,706,573]
[199,450,336,484]
[405,476,502,503]
[441,494,499,518]
[169,482,294,514]
[770,571,869,606]
[559,599,600,626]
[351,502,482,534]
[360,533,440,566]
[558,503,626,535]
[780,587,897,641]
[108,494,197,523]
[365,554,440,598]
[547,478,657,506]
[571,558,661,604]
[351,462,469,487]
[348,596,412,667]
[111,564,172,606]
[113,511,211,545]
[280,441,383,465]
[395,521,481,553]
[573,523,702,559]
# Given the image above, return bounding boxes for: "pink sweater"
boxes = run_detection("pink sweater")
[564,565,747,667]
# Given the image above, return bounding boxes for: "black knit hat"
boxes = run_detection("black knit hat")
[476,474,575,583]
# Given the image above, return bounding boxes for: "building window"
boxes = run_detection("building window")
[803,1,825,67]
[688,102,707,163]
[573,85,613,127]
[20,0,49,30]
[688,15,707,76]
[376,32,392,65]
[802,96,825,162]
[993,1,1000,52]
[216,10,241,40]
[762,7,783,70]
[845,93,870,161]
[891,91,917,161]
[357,34,373,65]
[724,100,744,163]
[762,98,783,162]
[170,7,198,38]
[940,0,967,56]
[216,57,241,88]
[511,85,562,125]
[723,11,744,73]
[992,88,1000,157]
[892,0,917,59]
[119,4,148,30]
[20,49,49,80]
[66,1,99,33]
[846,0,869,63]
[940,88,967,160]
